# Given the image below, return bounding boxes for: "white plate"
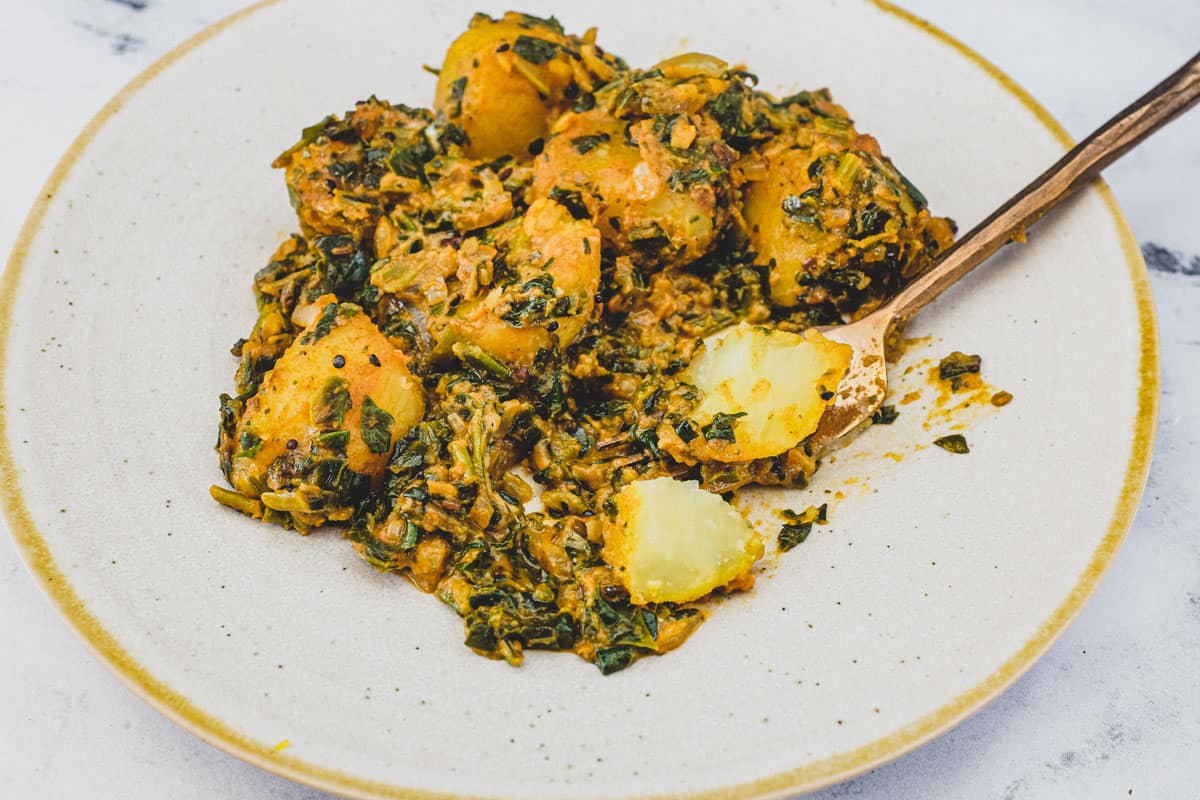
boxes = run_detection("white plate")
[0,1,1156,798]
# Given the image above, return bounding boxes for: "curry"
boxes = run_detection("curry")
[212,11,956,673]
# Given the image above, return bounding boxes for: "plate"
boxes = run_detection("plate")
[0,1,1156,797]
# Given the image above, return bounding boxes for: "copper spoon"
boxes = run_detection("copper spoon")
[811,50,1200,452]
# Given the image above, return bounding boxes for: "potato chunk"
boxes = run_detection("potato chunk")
[740,94,955,313]
[434,12,624,160]
[529,65,738,270]
[272,98,434,242]
[531,109,727,270]
[602,478,763,605]
[678,323,851,462]
[219,297,424,528]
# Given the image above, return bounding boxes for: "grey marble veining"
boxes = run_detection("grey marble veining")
[1,1,1197,798]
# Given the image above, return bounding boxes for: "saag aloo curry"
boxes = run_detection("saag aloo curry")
[213,11,955,673]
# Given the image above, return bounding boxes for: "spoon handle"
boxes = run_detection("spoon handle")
[882,49,1200,325]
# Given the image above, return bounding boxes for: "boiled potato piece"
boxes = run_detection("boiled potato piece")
[272,98,434,242]
[531,107,728,270]
[529,63,740,270]
[741,109,955,312]
[682,323,852,462]
[434,12,623,160]
[602,477,763,605]
[222,296,424,527]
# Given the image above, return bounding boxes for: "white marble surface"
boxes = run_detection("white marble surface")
[1,1,1197,797]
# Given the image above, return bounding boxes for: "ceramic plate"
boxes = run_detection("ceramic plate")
[0,1,1156,798]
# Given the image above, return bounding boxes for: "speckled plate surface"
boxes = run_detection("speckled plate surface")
[0,1,1156,798]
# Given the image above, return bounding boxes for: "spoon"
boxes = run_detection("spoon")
[811,50,1200,452]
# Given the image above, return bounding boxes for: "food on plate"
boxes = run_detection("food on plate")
[529,57,739,270]
[422,197,602,366]
[212,10,956,673]
[435,12,626,160]
[740,92,955,311]
[602,477,763,604]
[216,296,424,529]
[670,323,852,463]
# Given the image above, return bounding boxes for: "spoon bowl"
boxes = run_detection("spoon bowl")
[809,317,889,452]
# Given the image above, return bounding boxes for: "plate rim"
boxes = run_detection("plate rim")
[0,1,1159,798]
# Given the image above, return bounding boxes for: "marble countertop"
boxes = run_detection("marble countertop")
[1,1,1197,798]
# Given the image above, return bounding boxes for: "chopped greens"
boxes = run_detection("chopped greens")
[871,404,899,425]
[778,520,811,551]
[311,377,352,426]
[512,35,558,65]
[570,133,609,154]
[933,434,970,454]
[360,396,395,454]
[937,351,982,391]
[777,504,827,552]
[701,411,747,442]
